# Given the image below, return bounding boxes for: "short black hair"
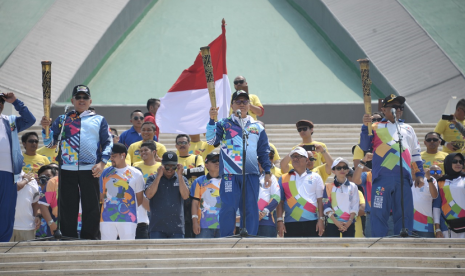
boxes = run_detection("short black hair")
[176,134,190,143]
[424,132,442,140]
[130,109,144,118]
[141,121,157,131]
[146,98,160,111]
[141,141,157,151]
[456,99,465,110]
[21,132,38,143]
[110,128,118,136]
[38,164,58,177]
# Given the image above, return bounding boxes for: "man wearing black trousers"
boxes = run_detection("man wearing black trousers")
[40,85,112,239]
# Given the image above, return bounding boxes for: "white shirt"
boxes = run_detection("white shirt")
[14,172,40,230]
[412,177,438,220]
[0,116,13,172]
[136,195,150,224]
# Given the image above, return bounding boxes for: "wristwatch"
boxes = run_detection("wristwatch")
[277,217,284,222]
[192,215,199,219]
[265,171,271,175]
[319,216,325,221]
[427,178,434,183]
[357,164,365,169]
[47,219,54,226]
[359,160,367,166]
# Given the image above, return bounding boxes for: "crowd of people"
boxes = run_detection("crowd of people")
[1,76,464,242]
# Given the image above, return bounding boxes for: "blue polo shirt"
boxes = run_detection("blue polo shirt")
[119,126,157,148]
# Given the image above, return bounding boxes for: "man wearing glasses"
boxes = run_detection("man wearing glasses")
[281,120,329,173]
[421,132,448,172]
[207,90,272,237]
[40,85,113,239]
[119,110,157,148]
[231,76,264,120]
[0,92,36,242]
[145,151,190,239]
[276,147,325,237]
[21,132,50,179]
[360,94,424,237]
[434,98,465,154]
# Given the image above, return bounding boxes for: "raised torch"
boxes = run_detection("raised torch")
[358,58,372,136]
[42,61,52,139]
[200,46,217,121]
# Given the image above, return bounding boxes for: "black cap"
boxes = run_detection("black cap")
[72,85,91,97]
[205,152,219,163]
[0,93,5,104]
[162,151,178,165]
[269,147,275,154]
[231,90,249,104]
[111,143,127,155]
[382,94,405,107]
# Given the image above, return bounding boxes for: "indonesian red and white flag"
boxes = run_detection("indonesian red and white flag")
[157,22,231,134]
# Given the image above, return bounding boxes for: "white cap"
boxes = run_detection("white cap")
[290,147,308,158]
[331,157,350,169]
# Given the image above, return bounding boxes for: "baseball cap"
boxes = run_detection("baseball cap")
[162,151,178,165]
[205,152,219,163]
[72,85,91,97]
[382,94,405,107]
[290,147,308,158]
[231,90,249,104]
[111,143,127,155]
[331,157,350,170]
[296,120,314,129]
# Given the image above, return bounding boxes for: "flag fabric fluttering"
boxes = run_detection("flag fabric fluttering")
[156,22,231,135]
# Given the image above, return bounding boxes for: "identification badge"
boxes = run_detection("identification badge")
[225,181,232,192]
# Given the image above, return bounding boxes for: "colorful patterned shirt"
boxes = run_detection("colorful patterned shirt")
[434,176,465,221]
[22,154,50,179]
[279,170,324,223]
[323,179,360,223]
[100,166,145,223]
[258,173,281,226]
[412,177,438,232]
[190,175,222,229]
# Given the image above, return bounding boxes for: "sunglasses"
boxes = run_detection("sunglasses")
[111,134,118,139]
[334,166,349,171]
[233,100,250,105]
[27,139,39,144]
[291,155,306,160]
[386,105,404,111]
[309,157,317,161]
[372,118,382,122]
[74,95,90,100]
[164,165,176,171]
[425,138,439,142]
[297,127,308,132]
[234,80,245,85]
[176,141,189,146]
[132,116,144,121]
[430,170,442,175]
[208,159,219,164]
[452,160,464,165]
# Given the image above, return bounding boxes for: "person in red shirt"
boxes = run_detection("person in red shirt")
[144,98,160,141]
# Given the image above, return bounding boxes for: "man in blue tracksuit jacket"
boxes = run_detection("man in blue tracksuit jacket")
[41,85,113,239]
[0,93,36,242]
[207,90,271,237]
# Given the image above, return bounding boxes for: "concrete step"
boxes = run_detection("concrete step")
[2,247,465,263]
[2,266,463,276]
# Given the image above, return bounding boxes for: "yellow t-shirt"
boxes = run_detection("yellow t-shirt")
[37,146,58,164]
[434,118,465,153]
[126,140,167,165]
[269,142,280,162]
[229,94,263,120]
[355,190,365,238]
[312,164,330,183]
[178,154,205,187]
[133,161,161,182]
[176,140,215,160]
[271,166,282,179]
[22,154,50,178]
[420,151,448,171]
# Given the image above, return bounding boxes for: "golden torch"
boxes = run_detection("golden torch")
[200,46,217,121]
[358,58,372,136]
[42,61,52,139]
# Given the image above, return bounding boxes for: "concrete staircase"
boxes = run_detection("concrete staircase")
[1,238,464,275]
